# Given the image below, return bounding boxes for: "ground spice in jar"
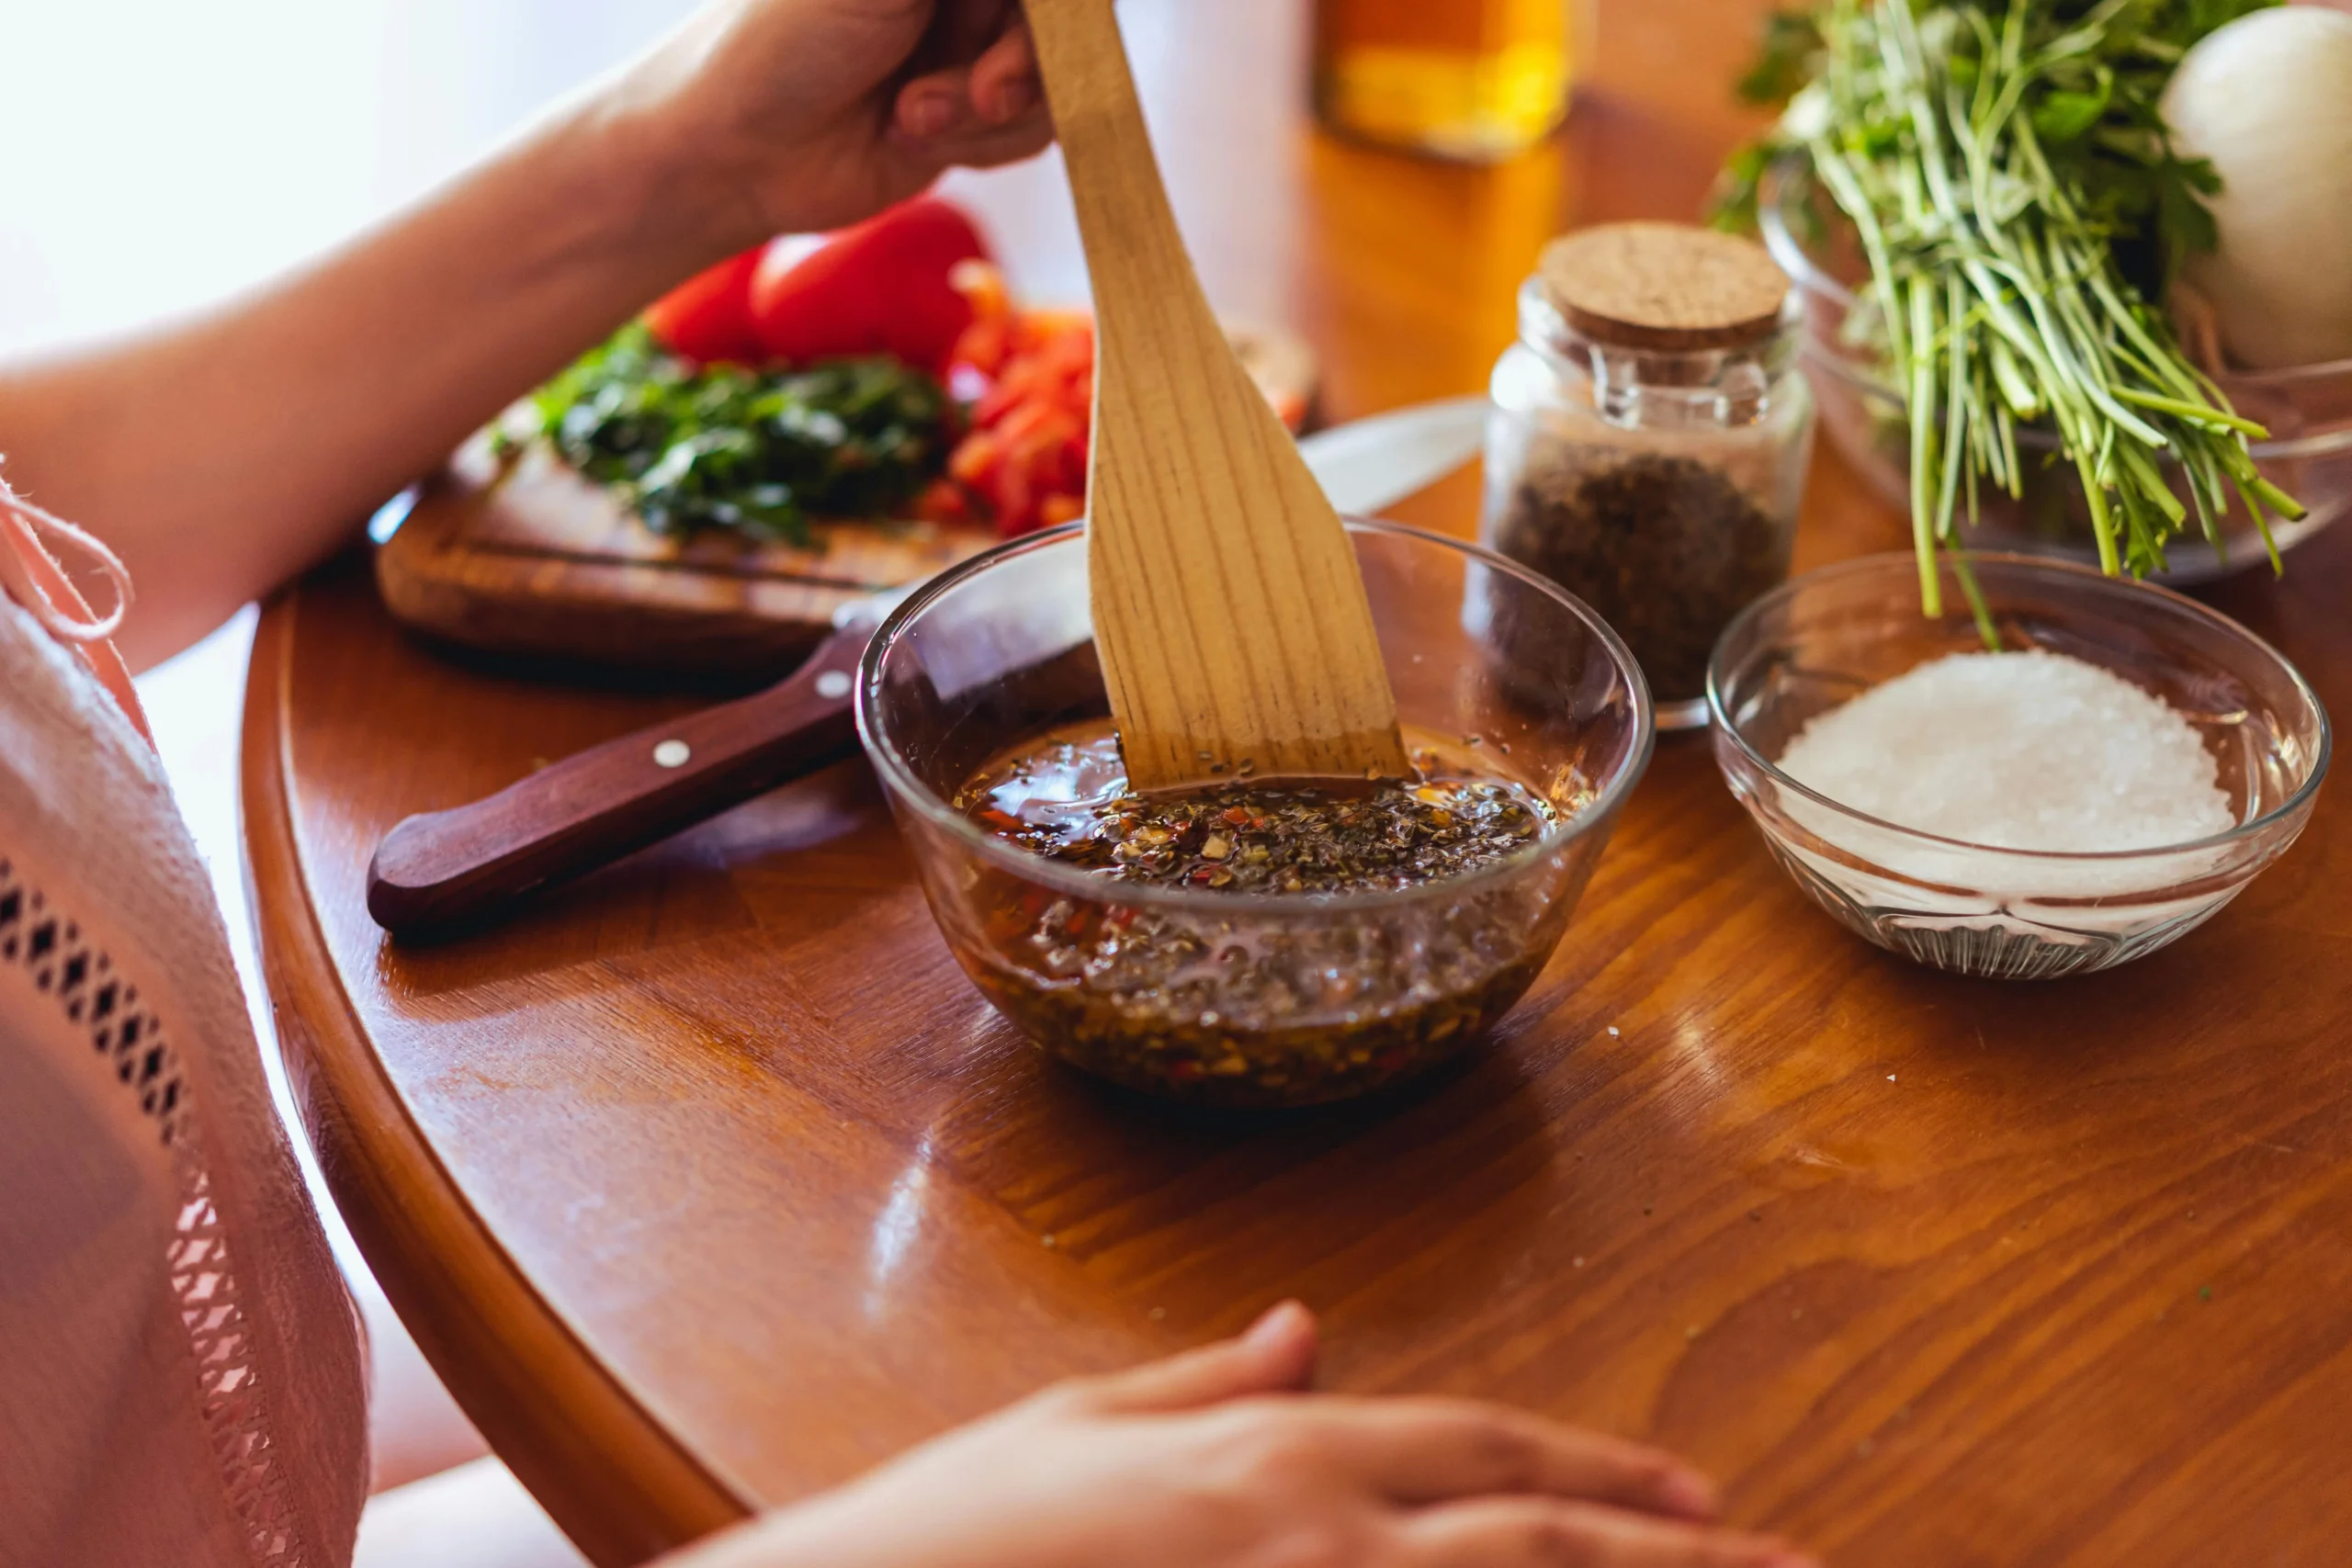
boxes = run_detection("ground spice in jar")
[943,727,1589,1106]
[1481,221,1813,721]
[1493,448,1790,703]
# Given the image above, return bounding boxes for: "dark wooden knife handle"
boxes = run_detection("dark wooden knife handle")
[368,628,869,938]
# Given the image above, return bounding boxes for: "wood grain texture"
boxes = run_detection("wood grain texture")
[241,597,752,1566]
[1026,0,1408,790]
[375,436,997,679]
[244,4,2352,1565]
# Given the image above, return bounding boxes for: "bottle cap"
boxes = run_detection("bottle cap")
[1539,222,1792,352]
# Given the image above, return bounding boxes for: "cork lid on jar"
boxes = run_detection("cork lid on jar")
[1538,221,1792,352]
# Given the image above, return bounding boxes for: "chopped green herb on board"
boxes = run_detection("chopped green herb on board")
[504,324,958,547]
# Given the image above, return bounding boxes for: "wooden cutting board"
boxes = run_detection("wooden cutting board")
[377,326,1317,682]
[374,434,999,681]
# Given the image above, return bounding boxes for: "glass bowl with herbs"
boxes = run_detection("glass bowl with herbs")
[1716,0,2335,599]
[858,519,1656,1108]
[1709,552,2329,980]
[1760,160,2352,585]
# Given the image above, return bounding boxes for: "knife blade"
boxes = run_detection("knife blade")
[1301,394,1490,517]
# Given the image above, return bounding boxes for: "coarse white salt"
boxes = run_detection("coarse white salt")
[1775,650,2234,852]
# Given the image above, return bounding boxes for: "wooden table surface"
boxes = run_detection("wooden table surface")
[243,5,2352,1565]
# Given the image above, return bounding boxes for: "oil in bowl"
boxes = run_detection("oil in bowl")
[858,520,1655,1107]
[952,727,1584,1101]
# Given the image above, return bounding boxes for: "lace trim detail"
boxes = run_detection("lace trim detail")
[0,856,187,1142]
[172,1167,311,1564]
[0,852,317,1568]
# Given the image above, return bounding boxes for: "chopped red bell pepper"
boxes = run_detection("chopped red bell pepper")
[642,246,769,367]
[750,197,993,374]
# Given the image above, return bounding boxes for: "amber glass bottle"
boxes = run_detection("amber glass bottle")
[1312,0,1585,163]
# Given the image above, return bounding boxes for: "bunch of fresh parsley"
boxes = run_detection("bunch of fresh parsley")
[1714,0,2301,618]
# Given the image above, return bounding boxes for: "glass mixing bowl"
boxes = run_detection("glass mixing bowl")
[857,519,1655,1107]
[1759,158,2352,585]
[1708,553,2330,980]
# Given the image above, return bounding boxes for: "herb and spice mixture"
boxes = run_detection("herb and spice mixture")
[956,731,1559,896]
[938,726,1589,1107]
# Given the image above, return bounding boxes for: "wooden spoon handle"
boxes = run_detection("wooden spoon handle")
[367,628,869,938]
[1023,0,1206,343]
[1024,0,1408,792]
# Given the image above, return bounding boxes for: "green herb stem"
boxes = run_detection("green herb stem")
[1716,0,2300,606]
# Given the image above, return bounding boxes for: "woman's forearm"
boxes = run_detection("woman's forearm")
[0,93,740,669]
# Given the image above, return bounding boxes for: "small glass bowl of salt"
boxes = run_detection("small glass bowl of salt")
[1707,554,2331,979]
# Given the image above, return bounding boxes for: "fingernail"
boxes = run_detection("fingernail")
[1659,1469,1720,1519]
[905,91,956,139]
[989,73,1038,123]
[1244,1300,1306,1348]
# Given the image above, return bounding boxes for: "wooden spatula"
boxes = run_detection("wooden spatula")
[1025,0,1409,793]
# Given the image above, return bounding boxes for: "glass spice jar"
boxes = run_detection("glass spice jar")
[1481,222,1815,729]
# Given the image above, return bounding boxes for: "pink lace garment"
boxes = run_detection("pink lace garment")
[0,488,368,1568]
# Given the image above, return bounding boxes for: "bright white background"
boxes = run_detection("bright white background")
[0,0,735,966]
[0,0,1296,358]
[1,1,687,354]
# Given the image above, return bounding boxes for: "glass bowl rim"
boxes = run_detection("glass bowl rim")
[856,516,1658,916]
[1703,549,2335,865]
[1755,153,2352,461]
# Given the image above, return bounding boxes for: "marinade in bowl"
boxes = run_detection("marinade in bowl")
[856,519,1655,1108]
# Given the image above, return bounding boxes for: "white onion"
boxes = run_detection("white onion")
[2162,6,2352,369]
